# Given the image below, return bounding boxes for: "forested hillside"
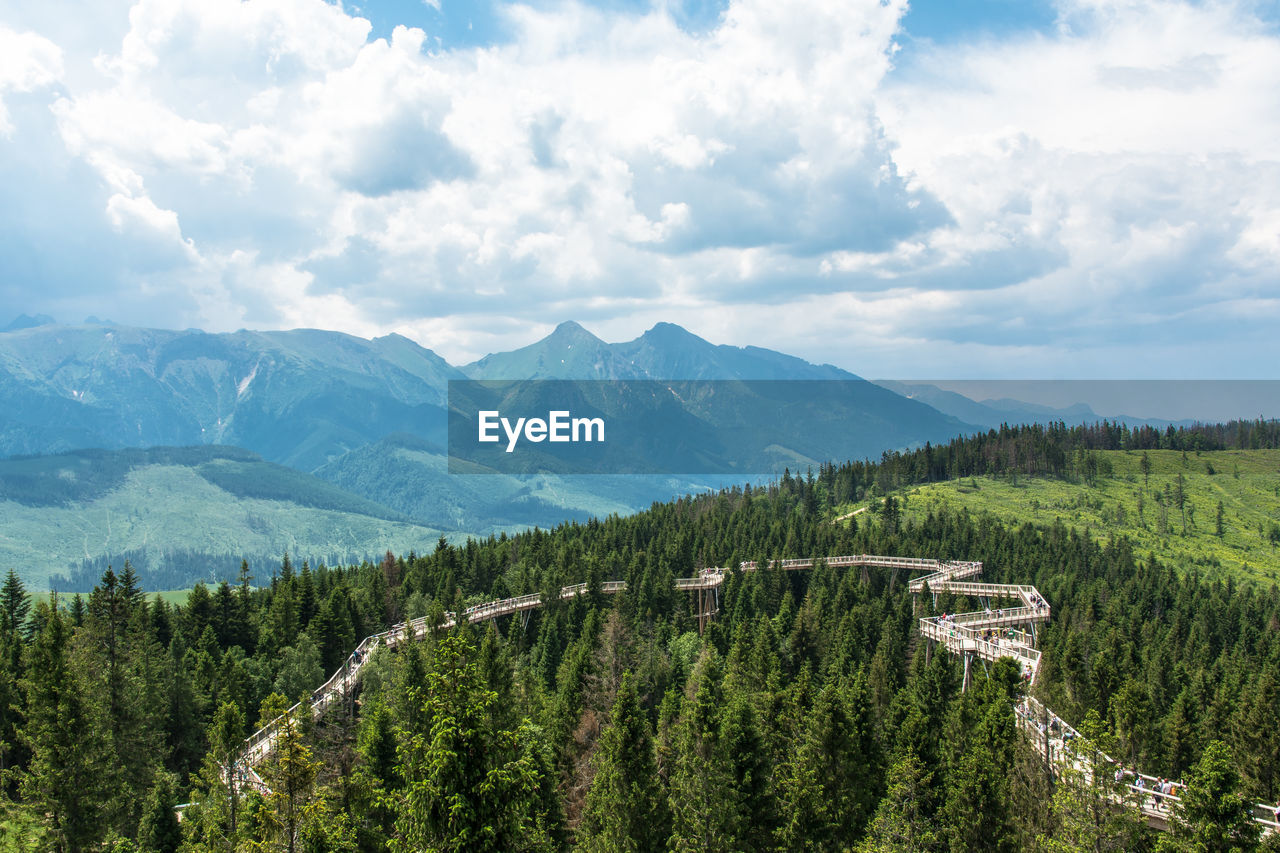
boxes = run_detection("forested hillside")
[1,421,1278,851]
[0,447,451,590]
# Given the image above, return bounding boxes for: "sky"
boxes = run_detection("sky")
[0,0,1278,377]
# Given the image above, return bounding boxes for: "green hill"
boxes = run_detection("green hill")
[0,447,457,589]
[859,448,1280,585]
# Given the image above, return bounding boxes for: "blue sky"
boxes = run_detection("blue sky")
[351,0,1062,49]
[1,0,1278,377]
[352,0,732,46]
[900,0,1056,42]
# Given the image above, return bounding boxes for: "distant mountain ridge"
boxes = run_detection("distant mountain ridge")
[1,313,55,333]
[0,318,980,587]
[0,319,887,472]
[0,323,462,469]
[463,320,857,380]
[872,380,1198,431]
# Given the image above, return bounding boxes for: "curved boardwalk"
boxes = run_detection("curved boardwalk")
[235,553,1280,834]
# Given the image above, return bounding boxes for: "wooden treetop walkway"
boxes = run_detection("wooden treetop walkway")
[233,552,1280,835]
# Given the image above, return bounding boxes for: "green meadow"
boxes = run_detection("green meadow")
[856,449,1280,585]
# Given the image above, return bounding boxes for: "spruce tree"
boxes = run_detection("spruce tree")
[393,633,549,852]
[939,664,1019,853]
[78,569,166,836]
[19,600,112,852]
[1161,740,1260,852]
[136,773,181,853]
[718,692,776,851]
[667,652,741,853]
[254,692,321,853]
[1037,711,1143,853]
[578,672,669,852]
[0,569,30,637]
[858,748,941,853]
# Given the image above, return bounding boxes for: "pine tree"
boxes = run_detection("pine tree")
[19,599,112,852]
[858,748,941,853]
[78,568,166,836]
[136,773,181,853]
[254,692,321,853]
[667,652,741,853]
[392,633,550,852]
[578,672,669,853]
[0,569,30,637]
[1160,740,1261,852]
[1037,711,1143,853]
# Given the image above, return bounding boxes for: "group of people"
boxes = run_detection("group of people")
[980,626,1019,641]
[1119,770,1182,810]
[1116,773,1280,825]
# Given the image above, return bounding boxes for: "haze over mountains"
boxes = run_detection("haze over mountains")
[870,380,1196,432]
[0,316,1202,590]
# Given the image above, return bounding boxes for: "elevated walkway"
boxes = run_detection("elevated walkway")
[231,551,1279,837]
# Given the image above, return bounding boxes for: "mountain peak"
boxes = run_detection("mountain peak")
[463,321,632,379]
[2,313,56,333]
[640,322,700,342]
[547,320,602,343]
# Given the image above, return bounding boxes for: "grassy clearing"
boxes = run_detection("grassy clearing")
[151,588,193,606]
[844,449,1280,586]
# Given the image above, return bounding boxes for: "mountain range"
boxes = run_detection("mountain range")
[0,318,1061,588]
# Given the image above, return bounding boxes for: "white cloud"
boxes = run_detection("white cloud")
[1,0,1277,375]
[865,0,1280,373]
[0,26,63,133]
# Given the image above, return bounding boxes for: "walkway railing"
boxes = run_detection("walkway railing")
[231,549,1279,836]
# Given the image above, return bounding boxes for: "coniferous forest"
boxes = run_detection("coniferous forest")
[2,422,1280,851]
